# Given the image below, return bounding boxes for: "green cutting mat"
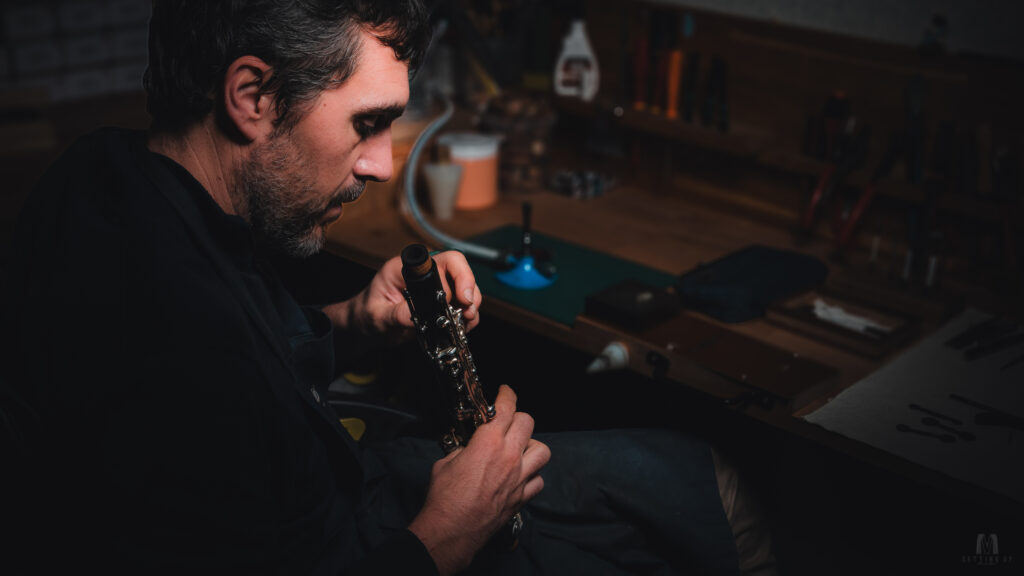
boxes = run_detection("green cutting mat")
[467,225,677,327]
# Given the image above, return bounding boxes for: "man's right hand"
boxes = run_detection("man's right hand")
[408,385,550,575]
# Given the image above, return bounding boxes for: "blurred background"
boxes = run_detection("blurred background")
[2,0,1021,311]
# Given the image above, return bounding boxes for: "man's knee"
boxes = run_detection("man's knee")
[712,448,778,576]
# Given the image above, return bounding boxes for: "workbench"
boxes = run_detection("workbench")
[324,142,1022,528]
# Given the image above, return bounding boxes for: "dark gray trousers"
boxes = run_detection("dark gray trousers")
[364,429,741,575]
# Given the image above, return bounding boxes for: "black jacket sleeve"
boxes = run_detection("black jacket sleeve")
[352,529,440,576]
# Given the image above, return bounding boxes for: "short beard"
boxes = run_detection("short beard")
[236,136,365,259]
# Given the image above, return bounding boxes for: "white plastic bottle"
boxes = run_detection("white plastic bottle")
[553,19,599,102]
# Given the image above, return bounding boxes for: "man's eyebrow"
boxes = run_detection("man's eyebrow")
[352,104,406,120]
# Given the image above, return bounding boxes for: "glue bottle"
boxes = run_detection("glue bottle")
[554,19,599,102]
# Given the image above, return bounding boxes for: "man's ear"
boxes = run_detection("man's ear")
[222,56,275,141]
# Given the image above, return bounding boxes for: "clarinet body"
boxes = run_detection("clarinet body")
[400,243,524,547]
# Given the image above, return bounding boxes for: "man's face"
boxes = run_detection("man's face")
[238,30,409,257]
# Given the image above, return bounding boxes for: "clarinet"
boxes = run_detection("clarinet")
[400,243,524,549]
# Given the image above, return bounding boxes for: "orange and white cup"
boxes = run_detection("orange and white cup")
[436,132,502,210]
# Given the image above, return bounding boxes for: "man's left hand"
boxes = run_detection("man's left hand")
[322,250,481,344]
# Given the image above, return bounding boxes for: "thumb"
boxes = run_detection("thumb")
[393,298,414,329]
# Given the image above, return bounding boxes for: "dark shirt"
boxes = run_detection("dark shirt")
[1,128,437,575]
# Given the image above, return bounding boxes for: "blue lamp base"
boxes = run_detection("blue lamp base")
[495,254,556,290]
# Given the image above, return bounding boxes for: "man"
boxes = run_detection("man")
[2,1,773,574]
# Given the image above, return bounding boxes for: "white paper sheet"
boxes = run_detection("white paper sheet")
[803,307,1024,504]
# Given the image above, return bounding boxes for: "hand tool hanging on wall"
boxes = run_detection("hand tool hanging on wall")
[715,56,729,132]
[992,145,1023,275]
[648,10,674,115]
[681,51,701,123]
[664,12,694,121]
[904,75,927,186]
[832,132,899,256]
[700,55,727,130]
[800,94,869,236]
[632,7,650,111]
[902,169,943,286]
[801,93,849,232]
[665,18,685,120]
[818,90,850,160]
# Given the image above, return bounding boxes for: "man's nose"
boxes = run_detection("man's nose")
[353,132,394,183]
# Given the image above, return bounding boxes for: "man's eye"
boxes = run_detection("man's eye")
[355,116,388,138]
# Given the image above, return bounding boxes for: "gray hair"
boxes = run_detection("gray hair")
[144,0,430,133]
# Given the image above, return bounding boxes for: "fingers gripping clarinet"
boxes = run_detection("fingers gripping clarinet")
[401,244,549,572]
